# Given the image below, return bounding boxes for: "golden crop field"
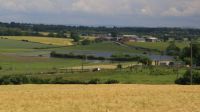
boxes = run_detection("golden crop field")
[0,85,200,112]
[3,36,73,46]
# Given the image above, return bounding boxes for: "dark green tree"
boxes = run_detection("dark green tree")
[70,32,80,42]
[81,39,91,45]
[166,42,180,56]
[180,43,200,66]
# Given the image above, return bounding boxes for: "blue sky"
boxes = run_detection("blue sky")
[0,0,200,27]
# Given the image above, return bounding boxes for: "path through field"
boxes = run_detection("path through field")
[0,85,199,112]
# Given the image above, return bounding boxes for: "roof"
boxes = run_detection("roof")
[147,37,158,40]
[149,55,174,61]
[123,35,138,38]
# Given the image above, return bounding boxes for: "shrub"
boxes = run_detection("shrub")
[0,75,29,85]
[81,39,91,45]
[0,66,2,70]
[175,70,200,85]
[105,79,119,84]
[117,64,122,69]
[88,79,101,84]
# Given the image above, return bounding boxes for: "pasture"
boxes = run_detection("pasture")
[0,37,185,84]
[126,42,189,51]
[63,41,143,53]
[0,38,56,53]
[0,85,199,112]
[2,36,73,46]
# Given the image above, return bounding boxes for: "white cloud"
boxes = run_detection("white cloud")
[0,0,199,27]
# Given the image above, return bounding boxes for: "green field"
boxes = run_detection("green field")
[62,41,143,53]
[50,68,184,84]
[2,36,73,46]
[126,42,189,51]
[0,37,187,84]
[0,38,57,53]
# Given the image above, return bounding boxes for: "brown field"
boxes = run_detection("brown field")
[0,85,200,112]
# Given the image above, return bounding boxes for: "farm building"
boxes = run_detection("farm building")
[144,36,159,42]
[150,55,174,66]
[120,35,146,42]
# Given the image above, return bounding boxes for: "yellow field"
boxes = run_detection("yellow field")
[3,36,73,46]
[0,85,199,112]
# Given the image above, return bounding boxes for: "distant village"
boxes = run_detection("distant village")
[81,33,190,44]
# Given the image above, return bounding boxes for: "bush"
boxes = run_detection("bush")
[175,70,200,85]
[88,79,101,84]
[81,39,91,45]
[105,79,119,84]
[117,64,122,69]
[0,75,29,85]
[0,66,2,70]
[0,76,119,85]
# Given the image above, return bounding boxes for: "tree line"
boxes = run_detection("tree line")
[1,22,200,40]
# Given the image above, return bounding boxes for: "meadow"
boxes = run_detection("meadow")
[62,41,144,53]
[2,36,73,46]
[0,37,186,84]
[126,41,189,51]
[0,84,199,112]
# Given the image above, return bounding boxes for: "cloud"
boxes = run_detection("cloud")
[0,0,199,27]
[71,0,200,17]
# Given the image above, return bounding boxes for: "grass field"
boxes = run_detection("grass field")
[0,38,56,53]
[126,42,189,51]
[0,85,199,112]
[63,41,143,53]
[2,36,73,46]
[0,54,86,75]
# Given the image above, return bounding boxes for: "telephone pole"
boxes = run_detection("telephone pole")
[190,40,193,85]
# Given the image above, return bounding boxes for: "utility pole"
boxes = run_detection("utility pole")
[190,40,193,85]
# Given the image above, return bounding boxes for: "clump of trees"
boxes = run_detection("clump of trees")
[50,51,106,60]
[180,43,200,66]
[81,39,92,45]
[166,42,181,56]
[175,70,200,85]
[70,32,80,42]
[50,52,152,65]
[111,54,152,65]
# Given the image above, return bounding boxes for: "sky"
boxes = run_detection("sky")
[0,0,200,28]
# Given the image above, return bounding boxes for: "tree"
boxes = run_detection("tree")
[111,32,117,37]
[139,56,152,66]
[166,42,180,56]
[81,39,91,45]
[180,43,200,66]
[70,32,80,42]
[48,32,55,37]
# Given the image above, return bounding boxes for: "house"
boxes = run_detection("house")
[120,35,146,42]
[150,55,174,66]
[144,36,159,42]
[136,38,146,42]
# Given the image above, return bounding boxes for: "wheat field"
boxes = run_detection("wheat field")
[3,36,73,46]
[0,85,199,112]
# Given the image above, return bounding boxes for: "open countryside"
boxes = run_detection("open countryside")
[1,0,200,111]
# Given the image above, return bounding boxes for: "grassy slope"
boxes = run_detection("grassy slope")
[0,85,199,112]
[126,42,189,51]
[3,36,73,46]
[0,38,56,53]
[0,54,85,75]
[34,66,186,84]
